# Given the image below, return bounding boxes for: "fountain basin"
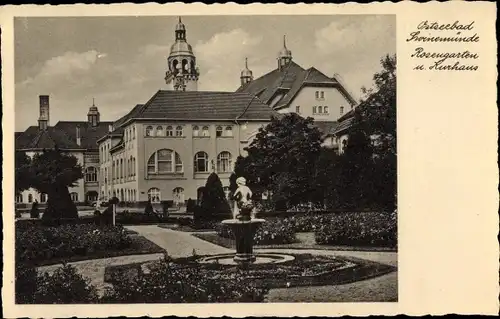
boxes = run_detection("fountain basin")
[198,253,295,265]
[221,218,265,265]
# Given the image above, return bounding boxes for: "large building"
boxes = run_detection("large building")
[15,17,358,206]
[15,95,112,205]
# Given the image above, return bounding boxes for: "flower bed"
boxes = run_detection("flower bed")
[16,223,165,266]
[214,218,296,245]
[314,211,397,248]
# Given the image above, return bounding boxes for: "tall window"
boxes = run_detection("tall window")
[194,152,209,173]
[166,126,173,137]
[318,106,323,114]
[132,126,135,139]
[156,126,164,137]
[217,151,232,173]
[340,106,344,115]
[175,126,183,137]
[320,91,324,99]
[16,193,23,203]
[145,126,153,137]
[315,91,319,99]
[28,194,33,203]
[120,159,124,179]
[148,188,161,203]
[216,126,223,137]
[70,192,79,202]
[193,125,200,137]
[147,149,183,174]
[40,193,48,203]
[313,106,317,114]
[85,167,97,182]
[225,126,233,137]
[296,105,300,113]
[202,126,210,137]
[324,106,329,114]
[173,187,185,205]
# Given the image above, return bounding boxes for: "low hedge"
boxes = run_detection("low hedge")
[16,223,132,265]
[314,211,397,247]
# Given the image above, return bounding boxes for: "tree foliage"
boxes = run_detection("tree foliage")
[15,151,32,193]
[28,149,84,221]
[235,113,323,209]
[199,172,231,220]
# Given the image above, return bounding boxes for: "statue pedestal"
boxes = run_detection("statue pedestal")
[222,219,265,266]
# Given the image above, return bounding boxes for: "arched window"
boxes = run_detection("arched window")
[40,193,48,203]
[156,126,164,137]
[166,126,173,137]
[223,186,230,200]
[324,106,329,114]
[147,149,183,174]
[225,126,233,137]
[340,106,344,115]
[318,106,323,114]
[145,126,153,137]
[202,126,210,137]
[148,188,161,203]
[70,192,79,202]
[28,194,33,203]
[173,187,185,205]
[15,193,23,203]
[193,125,200,137]
[175,126,183,137]
[85,166,98,182]
[194,151,209,173]
[216,126,223,137]
[217,151,232,173]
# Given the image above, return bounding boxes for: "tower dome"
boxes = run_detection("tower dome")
[165,16,200,91]
[278,35,293,70]
[240,57,253,85]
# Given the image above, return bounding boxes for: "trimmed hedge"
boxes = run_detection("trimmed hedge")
[16,223,132,265]
[314,211,397,247]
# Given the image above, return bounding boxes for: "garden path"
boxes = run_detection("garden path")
[38,226,397,302]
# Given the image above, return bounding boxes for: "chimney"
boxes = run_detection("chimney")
[108,124,113,132]
[76,125,81,146]
[38,95,50,130]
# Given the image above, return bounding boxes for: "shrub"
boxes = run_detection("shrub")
[314,211,397,247]
[15,263,38,304]
[102,256,268,303]
[16,223,132,265]
[215,219,296,245]
[34,264,99,303]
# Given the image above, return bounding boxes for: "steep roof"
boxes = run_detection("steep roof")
[128,90,277,122]
[236,62,357,109]
[15,126,81,150]
[16,120,112,151]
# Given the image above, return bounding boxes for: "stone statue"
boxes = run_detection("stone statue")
[233,177,254,221]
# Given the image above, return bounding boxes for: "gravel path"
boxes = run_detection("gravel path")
[37,226,397,302]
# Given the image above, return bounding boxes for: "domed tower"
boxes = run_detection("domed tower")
[87,98,100,127]
[277,35,293,70]
[240,57,253,86]
[164,17,200,91]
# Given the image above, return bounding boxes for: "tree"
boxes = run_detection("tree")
[29,149,84,221]
[339,54,397,211]
[15,151,31,193]
[199,172,231,220]
[235,113,323,209]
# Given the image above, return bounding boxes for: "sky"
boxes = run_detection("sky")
[14,15,395,131]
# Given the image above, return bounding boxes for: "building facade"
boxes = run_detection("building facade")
[15,18,359,206]
[15,96,112,205]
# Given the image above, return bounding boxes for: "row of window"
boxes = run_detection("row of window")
[16,193,48,203]
[124,126,136,142]
[145,125,234,138]
[312,105,331,115]
[146,150,233,174]
[110,157,137,182]
[147,186,231,203]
